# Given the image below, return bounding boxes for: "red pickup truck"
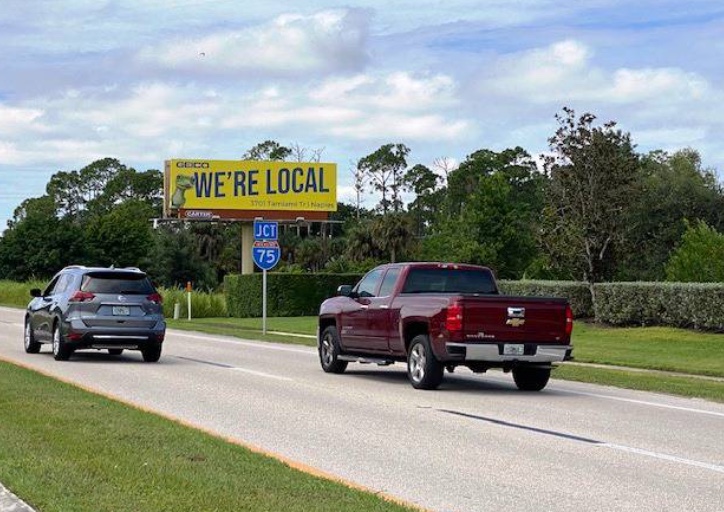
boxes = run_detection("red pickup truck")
[318,262,573,390]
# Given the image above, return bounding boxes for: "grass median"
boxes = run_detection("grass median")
[167,316,724,403]
[0,361,417,512]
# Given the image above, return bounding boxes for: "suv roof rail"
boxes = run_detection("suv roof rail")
[123,266,142,271]
[62,265,86,270]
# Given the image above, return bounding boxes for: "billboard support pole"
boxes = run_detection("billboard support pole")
[241,223,254,275]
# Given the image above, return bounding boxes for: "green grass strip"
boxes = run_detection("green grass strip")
[571,322,724,377]
[555,364,724,403]
[0,361,416,512]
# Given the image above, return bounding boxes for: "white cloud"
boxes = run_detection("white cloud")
[0,105,46,135]
[0,68,471,174]
[484,39,711,108]
[137,9,371,76]
[608,68,709,103]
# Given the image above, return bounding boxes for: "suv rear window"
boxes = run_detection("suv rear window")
[81,272,155,294]
[401,268,498,295]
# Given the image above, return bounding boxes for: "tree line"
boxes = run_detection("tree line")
[2,107,724,289]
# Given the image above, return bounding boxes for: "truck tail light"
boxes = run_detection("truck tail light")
[445,301,463,333]
[565,305,574,336]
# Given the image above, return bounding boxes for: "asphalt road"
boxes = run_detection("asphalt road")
[1,306,722,512]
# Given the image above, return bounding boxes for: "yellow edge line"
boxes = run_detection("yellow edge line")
[0,355,429,512]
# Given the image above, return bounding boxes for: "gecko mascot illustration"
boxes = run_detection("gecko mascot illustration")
[170,173,196,210]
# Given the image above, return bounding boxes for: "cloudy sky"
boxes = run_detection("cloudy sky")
[1,0,722,230]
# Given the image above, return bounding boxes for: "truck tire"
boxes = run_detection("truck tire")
[319,326,348,374]
[407,334,444,390]
[512,366,551,391]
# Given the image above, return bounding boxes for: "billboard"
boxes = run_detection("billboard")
[165,159,337,217]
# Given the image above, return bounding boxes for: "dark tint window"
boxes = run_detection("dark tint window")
[43,276,61,296]
[81,272,155,294]
[401,268,497,295]
[378,268,400,297]
[356,268,385,297]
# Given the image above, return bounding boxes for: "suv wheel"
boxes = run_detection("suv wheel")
[407,334,444,390]
[24,320,41,354]
[319,326,348,374]
[52,324,72,361]
[141,342,162,362]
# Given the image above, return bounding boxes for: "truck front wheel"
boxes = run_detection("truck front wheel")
[512,366,551,391]
[319,326,348,374]
[407,335,444,390]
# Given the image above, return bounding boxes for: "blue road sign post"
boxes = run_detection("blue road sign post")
[252,220,280,334]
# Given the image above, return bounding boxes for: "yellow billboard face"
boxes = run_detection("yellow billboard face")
[168,159,337,212]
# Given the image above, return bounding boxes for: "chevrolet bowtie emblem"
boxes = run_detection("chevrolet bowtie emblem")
[506,318,525,327]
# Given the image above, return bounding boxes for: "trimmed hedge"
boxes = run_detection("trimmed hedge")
[225,273,363,317]
[594,282,724,331]
[223,273,724,331]
[498,280,593,319]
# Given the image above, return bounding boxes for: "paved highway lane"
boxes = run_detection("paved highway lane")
[1,306,722,512]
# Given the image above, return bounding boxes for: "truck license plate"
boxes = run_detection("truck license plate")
[503,344,524,356]
[112,306,130,316]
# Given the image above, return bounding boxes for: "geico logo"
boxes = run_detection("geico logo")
[176,161,210,169]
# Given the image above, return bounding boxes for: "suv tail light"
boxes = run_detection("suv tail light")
[445,300,463,333]
[565,305,574,336]
[69,291,95,302]
[147,293,163,304]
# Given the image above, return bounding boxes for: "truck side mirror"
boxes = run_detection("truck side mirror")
[337,285,354,297]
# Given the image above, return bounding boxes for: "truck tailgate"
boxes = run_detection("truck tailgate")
[461,296,569,343]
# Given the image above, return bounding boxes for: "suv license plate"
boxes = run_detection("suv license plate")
[112,306,130,316]
[503,344,524,356]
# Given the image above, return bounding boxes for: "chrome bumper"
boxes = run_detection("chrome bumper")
[446,343,571,363]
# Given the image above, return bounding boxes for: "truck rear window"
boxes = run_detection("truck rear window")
[401,268,497,295]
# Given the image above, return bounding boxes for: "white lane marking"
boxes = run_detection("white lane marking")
[603,443,724,474]
[170,331,315,355]
[564,390,724,418]
[230,367,293,381]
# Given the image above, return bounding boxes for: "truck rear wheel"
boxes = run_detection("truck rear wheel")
[512,366,551,391]
[407,335,444,390]
[319,326,348,374]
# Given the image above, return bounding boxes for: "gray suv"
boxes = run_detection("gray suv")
[24,266,166,362]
